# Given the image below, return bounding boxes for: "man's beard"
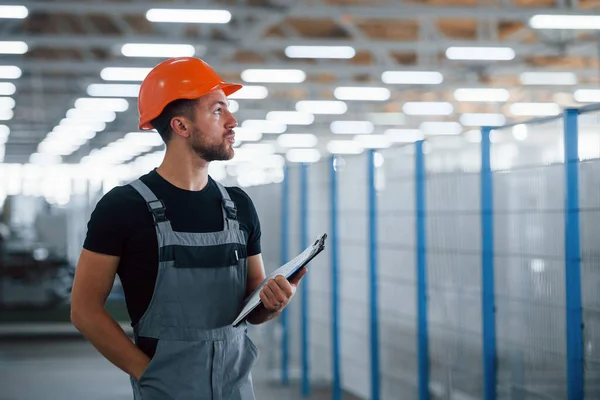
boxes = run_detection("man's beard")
[190,127,234,162]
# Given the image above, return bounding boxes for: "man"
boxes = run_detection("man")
[70,57,306,400]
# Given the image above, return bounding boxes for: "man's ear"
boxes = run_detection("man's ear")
[169,116,190,138]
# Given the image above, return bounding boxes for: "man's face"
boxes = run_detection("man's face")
[188,90,237,162]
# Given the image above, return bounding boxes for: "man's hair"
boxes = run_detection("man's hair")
[150,98,198,143]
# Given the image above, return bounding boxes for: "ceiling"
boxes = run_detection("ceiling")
[1,0,600,166]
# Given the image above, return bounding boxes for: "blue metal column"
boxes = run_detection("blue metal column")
[280,164,290,385]
[330,156,341,400]
[563,109,584,400]
[415,140,429,400]
[480,126,497,400]
[300,162,310,397]
[367,150,380,400]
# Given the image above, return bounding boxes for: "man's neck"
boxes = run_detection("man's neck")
[156,146,210,192]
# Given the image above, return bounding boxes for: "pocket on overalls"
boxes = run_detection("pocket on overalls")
[223,333,260,400]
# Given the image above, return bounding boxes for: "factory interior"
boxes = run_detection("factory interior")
[1,1,600,399]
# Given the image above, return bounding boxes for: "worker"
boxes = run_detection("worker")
[70,57,306,399]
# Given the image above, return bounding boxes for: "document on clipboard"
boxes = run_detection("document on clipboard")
[232,233,327,326]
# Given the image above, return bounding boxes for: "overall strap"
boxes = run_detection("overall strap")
[213,180,240,231]
[129,179,173,237]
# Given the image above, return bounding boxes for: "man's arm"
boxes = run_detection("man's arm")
[245,253,306,325]
[70,249,150,380]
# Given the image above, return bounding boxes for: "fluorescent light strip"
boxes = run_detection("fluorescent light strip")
[520,72,577,85]
[0,109,13,121]
[228,100,239,113]
[229,86,268,100]
[354,134,391,149]
[75,98,129,112]
[66,108,117,123]
[121,43,196,58]
[87,83,141,98]
[146,9,232,24]
[381,71,443,85]
[0,41,27,54]
[334,86,390,101]
[286,149,321,163]
[241,120,286,134]
[509,102,561,116]
[233,127,262,142]
[0,66,22,79]
[530,15,600,30]
[327,140,363,154]
[0,82,16,96]
[266,111,314,125]
[512,124,528,141]
[0,5,28,19]
[0,125,9,143]
[384,129,424,143]
[446,47,515,61]
[331,121,374,134]
[277,134,318,148]
[574,89,600,103]
[100,67,152,82]
[241,69,306,83]
[284,46,355,59]
[460,113,506,127]
[454,88,510,102]
[419,121,462,135]
[295,100,347,115]
[0,97,16,109]
[402,102,453,116]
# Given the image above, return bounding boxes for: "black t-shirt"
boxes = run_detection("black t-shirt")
[83,169,262,329]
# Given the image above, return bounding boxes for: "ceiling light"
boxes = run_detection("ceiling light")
[277,134,318,148]
[0,109,14,120]
[330,121,374,134]
[327,140,363,155]
[509,102,561,116]
[0,41,28,54]
[0,97,16,109]
[0,66,21,79]
[59,119,106,132]
[121,43,196,58]
[574,89,600,103]
[0,82,16,96]
[529,15,600,30]
[419,121,463,135]
[266,111,314,125]
[87,83,141,98]
[402,102,453,116]
[125,131,164,147]
[228,100,239,113]
[381,71,443,85]
[228,86,268,100]
[295,100,347,115]
[0,125,9,143]
[0,5,28,19]
[241,120,286,134]
[354,135,391,149]
[233,127,262,142]
[384,129,424,143]
[74,98,129,112]
[512,124,528,141]
[66,108,117,123]
[146,9,232,24]
[334,86,390,101]
[100,67,152,81]
[454,88,510,102]
[286,148,321,163]
[520,72,577,85]
[446,47,515,61]
[460,113,506,127]
[284,46,356,59]
[241,68,306,83]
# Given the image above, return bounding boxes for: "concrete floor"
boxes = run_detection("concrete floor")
[0,337,355,400]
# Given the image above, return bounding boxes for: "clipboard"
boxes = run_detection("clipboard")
[232,233,328,326]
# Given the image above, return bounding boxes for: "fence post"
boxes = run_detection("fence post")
[480,126,497,400]
[280,163,289,385]
[367,150,380,400]
[330,156,342,400]
[563,108,583,400]
[300,162,310,397]
[415,140,429,400]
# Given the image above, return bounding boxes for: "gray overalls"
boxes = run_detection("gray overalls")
[128,178,259,400]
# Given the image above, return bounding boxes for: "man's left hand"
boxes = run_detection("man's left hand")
[259,267,307,313]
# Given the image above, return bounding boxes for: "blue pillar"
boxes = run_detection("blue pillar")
[281,164,290,385]
[300,162,310,397]
[480,126,497,400]
[367,150,380,400]
[415,140,429,400]
[330,156,342,400]
[563,109,584,400]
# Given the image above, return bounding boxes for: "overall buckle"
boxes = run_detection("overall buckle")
[223,199,237,220]
[147,199,168,224]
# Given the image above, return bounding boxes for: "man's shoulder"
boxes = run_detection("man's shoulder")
[94,175,153,211]
[222,184,253,207]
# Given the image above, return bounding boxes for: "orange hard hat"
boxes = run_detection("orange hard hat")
[137,57,243,130]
